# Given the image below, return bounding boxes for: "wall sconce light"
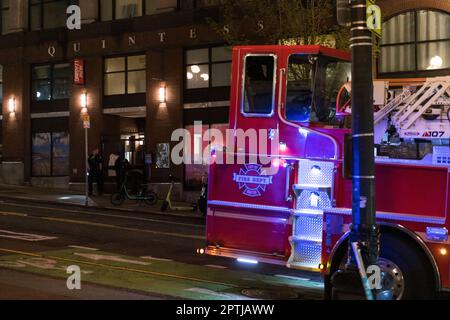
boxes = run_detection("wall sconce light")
[80,91,88,114]
[8,97,16,114]
[159,86,167,103]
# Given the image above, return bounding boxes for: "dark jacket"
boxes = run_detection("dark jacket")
[88,154,103,173]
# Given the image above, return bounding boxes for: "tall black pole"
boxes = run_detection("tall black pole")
[331,0,380,299]
[349,0,379,269]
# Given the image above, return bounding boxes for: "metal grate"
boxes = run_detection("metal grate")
[291,241,322,269]
[296,190,332,211]
[294,214,323,242]
[298,159,335,188]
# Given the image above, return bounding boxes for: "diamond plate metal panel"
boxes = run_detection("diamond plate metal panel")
[298,159,335,187]
[296,190,332,210]
[294,214,323,242]
[291,241,322,269]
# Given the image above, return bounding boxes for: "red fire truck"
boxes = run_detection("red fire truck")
[202,45,450,299]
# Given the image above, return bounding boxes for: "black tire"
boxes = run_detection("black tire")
[144,191,158,206]
[161,201,169,212]
[111,193,125,206]
[328,232,436,300]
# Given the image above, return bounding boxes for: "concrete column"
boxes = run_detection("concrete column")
[146,48,184,185]
[69,56,103,185]
[1,60,31,185]
[8,0,27,33]
[79,0,98,24]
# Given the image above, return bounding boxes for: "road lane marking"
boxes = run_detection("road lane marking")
[40,216,203,240]
[0,229,58,242]
[0,203,202,228]
[0,248,238,288]
[0,211,28,217]
[74,253,151,266]
[68,245,99,251]
[275,275,311,281]
[141,256,173,262]
[0,208,203,240]
[1,208,204,240]
[0,248,42,257]
[204,265,228,269]
[185,288,253,300]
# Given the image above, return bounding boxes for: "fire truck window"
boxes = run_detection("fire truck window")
[321,61,352,117]
[286,55,313,122]
[286,55,351,123]
[243,55,275,116]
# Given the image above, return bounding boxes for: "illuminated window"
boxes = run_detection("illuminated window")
[379,10,450,76]
[185,46,232,89]
[104,55,146,95]
[32,63,71,101]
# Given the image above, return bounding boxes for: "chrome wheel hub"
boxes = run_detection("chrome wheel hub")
[378,258,405,300]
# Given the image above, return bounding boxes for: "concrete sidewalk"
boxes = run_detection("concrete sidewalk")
[0,184,203,219]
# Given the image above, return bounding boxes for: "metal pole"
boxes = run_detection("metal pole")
[331,0,381,299]
[349,0,379,269]
[85,127,89,206]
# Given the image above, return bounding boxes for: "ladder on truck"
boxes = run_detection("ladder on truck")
[374,89,413,124]
[392,76,450,131]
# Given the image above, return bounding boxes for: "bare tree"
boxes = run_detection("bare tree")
[208,0,350,50]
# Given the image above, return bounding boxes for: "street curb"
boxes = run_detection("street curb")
[0,194,205,221]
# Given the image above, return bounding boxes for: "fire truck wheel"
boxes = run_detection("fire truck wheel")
[327,232,436,300]
[378,232,436,300]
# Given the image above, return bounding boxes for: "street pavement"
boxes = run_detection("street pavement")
[0,183,201,219]
[0,185,324,300]
[0,269,157,300]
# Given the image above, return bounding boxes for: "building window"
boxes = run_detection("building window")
[29,0,78,31]
[104,55,146,96]
[379,10,450,76]
[99,0,178,21]
[1,0,9,34]
[185,46,232,89]
[32,132,70,177]
[145,0,177,15]
[0,65,3,103]
[32,63,71,101]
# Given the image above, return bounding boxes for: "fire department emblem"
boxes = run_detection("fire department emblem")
[233,164,273,197]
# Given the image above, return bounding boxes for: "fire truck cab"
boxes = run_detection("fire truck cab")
[204,45,450,299]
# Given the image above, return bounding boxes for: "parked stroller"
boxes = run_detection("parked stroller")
[111,169,158,206]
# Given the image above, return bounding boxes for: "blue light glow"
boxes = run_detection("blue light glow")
[237,258,259,265]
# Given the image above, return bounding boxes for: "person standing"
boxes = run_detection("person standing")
[88,149,104,196]
[114,153,129,192]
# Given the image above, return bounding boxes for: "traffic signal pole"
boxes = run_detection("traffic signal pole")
[349,0,379,270]
[331,0,381,299]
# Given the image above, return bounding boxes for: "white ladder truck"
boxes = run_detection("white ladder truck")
[378,77,450,141]
[339,76,450,163]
